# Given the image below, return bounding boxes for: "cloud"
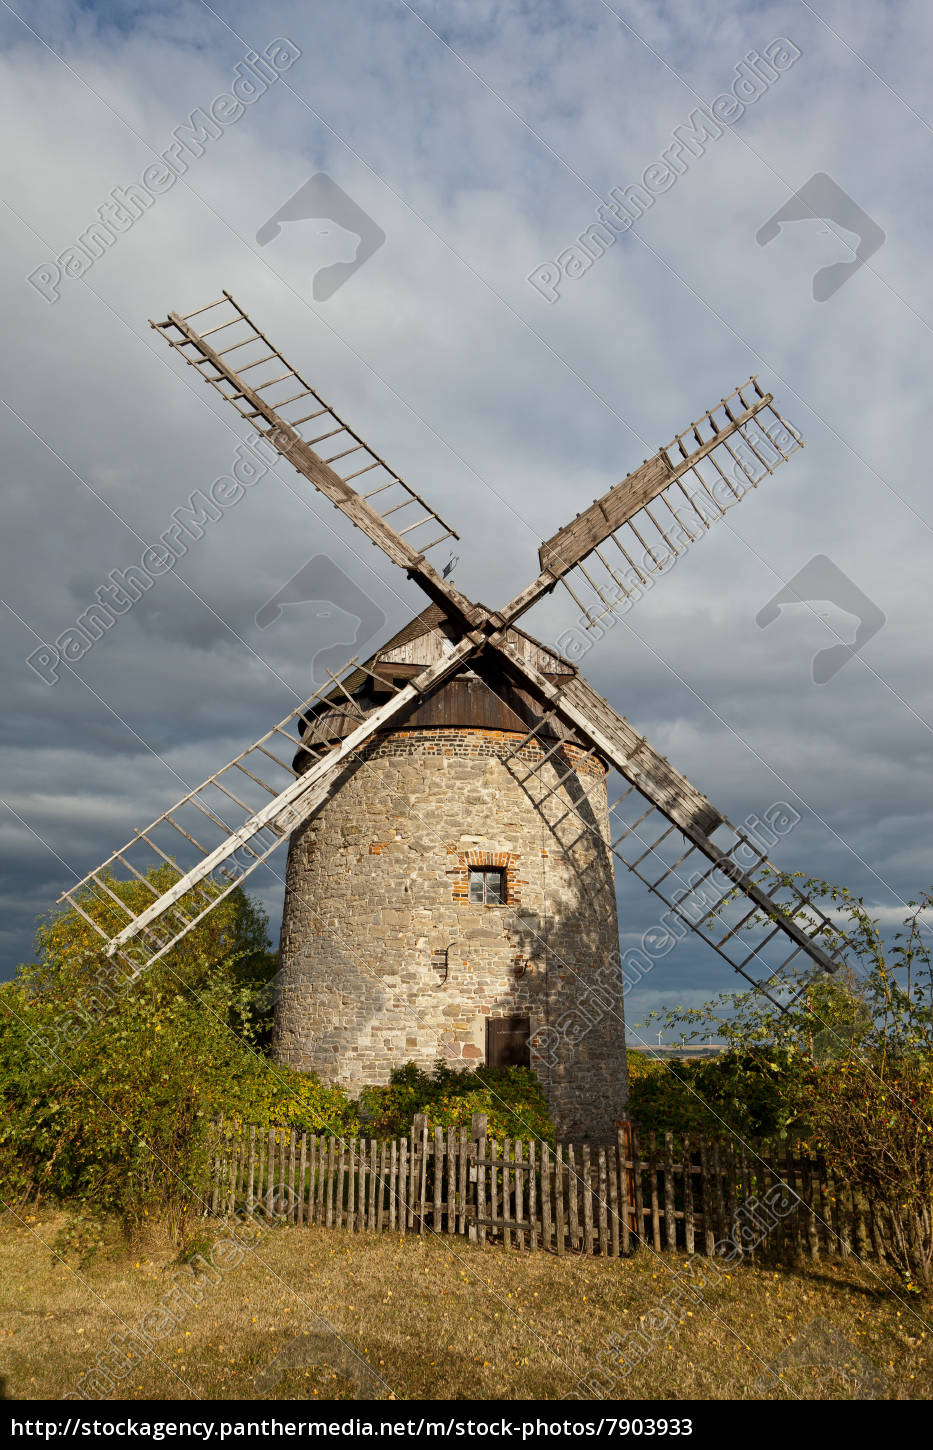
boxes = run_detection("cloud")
[1,0,931,1036]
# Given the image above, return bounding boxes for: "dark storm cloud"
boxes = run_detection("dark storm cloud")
[1,0,931,1030]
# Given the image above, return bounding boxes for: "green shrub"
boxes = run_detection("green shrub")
[0,879,555,1235]
[0,876,348,1232]
[639,875,933,1288]
[627,1046,814,1139]
[355,1060,555,1144]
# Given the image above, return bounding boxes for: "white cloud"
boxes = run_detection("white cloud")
[2,0,932,1020]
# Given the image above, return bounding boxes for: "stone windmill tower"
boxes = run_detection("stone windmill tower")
[69,292,842,1140]
[275,606,625,1138]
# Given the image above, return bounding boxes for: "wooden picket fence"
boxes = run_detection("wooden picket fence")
[209,1115,886,1264]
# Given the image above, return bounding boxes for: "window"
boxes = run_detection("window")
[487,1015,531,1069]
[468,867,505,905]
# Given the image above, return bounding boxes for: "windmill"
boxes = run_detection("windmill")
[62,291,840,1138]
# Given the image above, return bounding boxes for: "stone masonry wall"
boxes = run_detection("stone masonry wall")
[273,726,628,1139]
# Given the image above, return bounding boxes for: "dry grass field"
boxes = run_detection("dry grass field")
[1,1209,930,1401]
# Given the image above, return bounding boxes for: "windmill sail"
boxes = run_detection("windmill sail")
[502,379,803,629]
[69,294,834,1000]
[492,639,840,1000]
[61,640,479,974]
[150,293,480,630]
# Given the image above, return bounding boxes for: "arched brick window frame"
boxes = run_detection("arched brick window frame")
[448,848,525,907]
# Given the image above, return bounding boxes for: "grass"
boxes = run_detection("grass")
[1,1208,931,1400]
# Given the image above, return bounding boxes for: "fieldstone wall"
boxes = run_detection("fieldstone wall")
[273,726,628,1139]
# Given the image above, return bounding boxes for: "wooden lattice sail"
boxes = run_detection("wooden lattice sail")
[64,290,840,1000]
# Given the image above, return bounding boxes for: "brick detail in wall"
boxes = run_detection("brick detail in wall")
[273,722,627,1140]
[449,849,525,907]
[357,727,607,779]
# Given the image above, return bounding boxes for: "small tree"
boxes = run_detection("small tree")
[0,872,346,1235]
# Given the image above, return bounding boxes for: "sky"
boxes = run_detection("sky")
[1,0,931,1036]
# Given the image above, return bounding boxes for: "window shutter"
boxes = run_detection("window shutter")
[486,1015,531,1069]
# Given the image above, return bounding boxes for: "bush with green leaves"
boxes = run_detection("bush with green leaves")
[0,874,347,1233]
[638,876,933,1288]
[1,875,556,1236]
[355,1060,556,1144]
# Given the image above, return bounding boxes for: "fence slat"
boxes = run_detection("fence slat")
[648,1132,661,1252]
[458,1126,469,1235]
[247,1126,257,1214]
[311,1135,322,1225]
[608,1142,620,1258]
[338,1140,349,1230]
[716,1142,731,1247]
[664,1132,677,1251]
[473,1137,484,1245]
[582,1146,595,1256]
[816,1156,832,1255]
[446,1127,456,1236]
[541,1144,552,1253]
[434,1127,444,1234]
[503,1141,512,1251]
[617,1127,630,1256]
[682,1134,695,1257]
[515,1140,526,1252]
[367,1139,376,1233]
[316,1136,327,1225]
[399,1138,409,1233]
[233,1130,244,1216]
[389,1140,398,1233]
[405,1130,415,1231]
[632,1125,645,1253]
[554,1145,565,1256]
[376,1140,386,1233]
[767,1142,785,1262]
[266,1128,276,1215]
[528,1140,538,1253]
[725,1139,739,1245]
[211,1127,222,1215]
[567,1145,580,1251]
[417,1120,429,1234]
[228,1130,239,1217]
[853,1177,869,1259]
[803,1153,820,1261]
[297,1131,307,1227]
[699,1138,713,1256]
[322,1138,334,1228]
[598,1147,609,1257]
[357,1138,365,1231]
